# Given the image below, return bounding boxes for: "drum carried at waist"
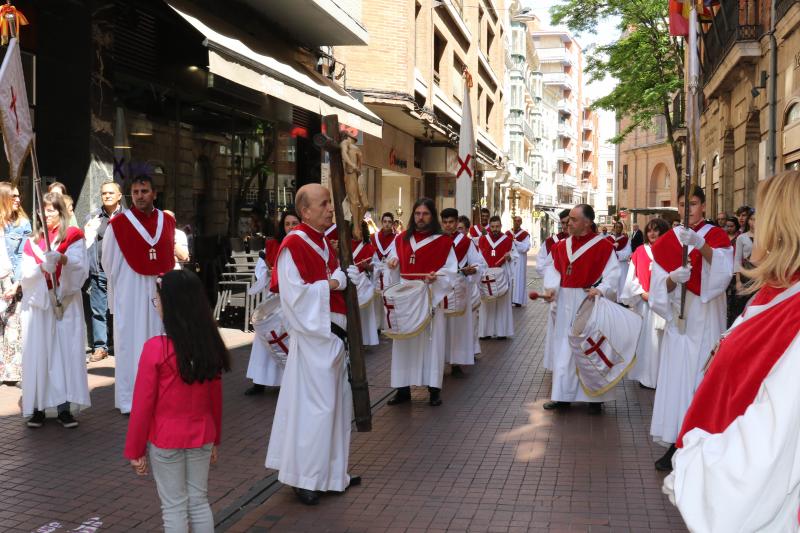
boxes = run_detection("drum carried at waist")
[442,276,467,316]
[480,267,509,300]
[382,280,432,339]
[251,295,290,368]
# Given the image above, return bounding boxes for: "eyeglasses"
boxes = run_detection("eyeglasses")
[151,297,159,308]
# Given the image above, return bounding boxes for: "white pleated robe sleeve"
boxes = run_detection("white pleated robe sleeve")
[663,333,800,533]
[620,259,645,308]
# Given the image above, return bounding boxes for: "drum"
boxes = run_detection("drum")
[479,267,509,300]
[442,276,467,316]
[381,280,432,339]
[251,295,290,367]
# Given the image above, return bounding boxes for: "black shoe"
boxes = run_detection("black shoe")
[57,411,79,428]
[244,384,266,396]
[26,410,45,428]
[543,401,571,410]
[387,387,411,405]
[428,387,442,407]
[513,303,522,308]
[496,336,507,340]
[347,475,361,488]
[479,336,490,340]
[450,365,465,378]
[639,383,655,390]
[587,402,603,415]
[655,444,677,472]
[293,487,319,505]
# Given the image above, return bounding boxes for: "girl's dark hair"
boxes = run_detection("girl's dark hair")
[457,215,471,228]
[644,217,670,238]
[726,216,740,232]
[276,210,300,243]
[38,192,69,243]
[405,197,442,239]
[157,270,231,383]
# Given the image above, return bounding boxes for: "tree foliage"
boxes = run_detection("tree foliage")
[551,0,685,170]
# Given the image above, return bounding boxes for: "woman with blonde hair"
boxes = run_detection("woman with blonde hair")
[664,170,800,532]
[0,181,30,385]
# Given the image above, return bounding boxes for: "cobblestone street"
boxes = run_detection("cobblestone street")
[0,266,687,532]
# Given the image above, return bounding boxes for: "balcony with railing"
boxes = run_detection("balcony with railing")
[554,149,576,164]
[582,162,594,173]
[536,47,572,66]
[557,123,576,139]
[556,173,577,188]
[557,99,572,115]
[535,193,555,206]
[582,121,594,132]
[581,141,593,152]
[520,171,536,192]
[542,72,573,90]
[701,0,763,87]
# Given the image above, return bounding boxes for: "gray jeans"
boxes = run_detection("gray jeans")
[149,443,214,533]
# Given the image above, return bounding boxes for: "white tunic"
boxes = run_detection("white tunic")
[102,225,164,413]
[663,334,800,532]
[20,240,90,416]
[613,235,632,302]
[543,250,620,403]
[535,240,558,371]
[246,258,284,387]
[388,246,457,389]
[478,247,518,338]
[446,239,486,366]
[511,231,531,306]
[265,249,352,492]
[620,245,664,388]
[648,246,733,445]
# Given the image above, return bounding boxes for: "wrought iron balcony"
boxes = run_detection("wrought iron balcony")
[701,0,763,85]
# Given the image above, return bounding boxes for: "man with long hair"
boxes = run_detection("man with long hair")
[265,184,372,505]
[648,185,733,471]
[510,216,531,307]
[384,198,457,406]
[102,175,176,414]
[541,204,620,415]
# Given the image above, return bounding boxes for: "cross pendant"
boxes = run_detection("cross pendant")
[566,263,572,275]
[149,247,157,260]
[410,254,415,265]
[491,250,496,257]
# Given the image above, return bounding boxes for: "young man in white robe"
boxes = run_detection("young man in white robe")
[21,194,90,428]
[648,185,733,471]
[351,231,379,346]
[510,216,531,307]
[370,212,398,330]
[608,220,632,302]
[102,176,175,414]
[477,216,518,340]
[244,256,284,395]
[662,171,800,532]
[441,209,485,377]
[457,216,488,359]
[385,198,457,407]
[536,209,570,372]
[265,184,372,506]
[542,204,620,415]
[468,207,490,243]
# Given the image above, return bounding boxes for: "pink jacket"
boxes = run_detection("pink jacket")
[124,336,222,459]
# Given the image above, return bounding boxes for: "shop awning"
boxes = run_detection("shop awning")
[170,5,383,138]
[544,210,561,223]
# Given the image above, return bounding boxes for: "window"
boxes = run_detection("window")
[486,97,494,129]
[453,54,465,102]
[414,2,422,65]
[606,161,613,174]
[622,164,628,189]
[433,32,446,85]
[786,103,800,126]
[486,26,495,58]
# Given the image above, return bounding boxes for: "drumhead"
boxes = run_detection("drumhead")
[382,280,433,339]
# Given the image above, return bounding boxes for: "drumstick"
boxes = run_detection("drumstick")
[400,272,445,277]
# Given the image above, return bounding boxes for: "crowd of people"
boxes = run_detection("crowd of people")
[7,166,800,531]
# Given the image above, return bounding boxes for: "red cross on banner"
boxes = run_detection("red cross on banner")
[481,276,494,296]
[456,153,473,179]
[584,336,613,368]
[268,330,289,354]
[0,38,33,182]
[9,86,18,134]
[383,296,395,329]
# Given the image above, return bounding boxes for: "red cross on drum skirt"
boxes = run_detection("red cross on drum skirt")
[268,330,289,354]
[584,336,613,368]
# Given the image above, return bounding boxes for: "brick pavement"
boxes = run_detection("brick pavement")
[0,260,688,532]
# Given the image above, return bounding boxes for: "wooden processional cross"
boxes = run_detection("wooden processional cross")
[315,115,372,432]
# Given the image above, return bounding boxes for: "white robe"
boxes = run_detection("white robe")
[613,236,632,302]
[246,259,284,387]
[389,247,457,389]
[620,247,665,389]
[102,225,164,413]
[648,246,733,445]
[478,248,518,338]
[265,249,352,492]
[446,241,486,366]
[511,233,531,306]
[535,244,557,371]
[664,332,800,533]
[543,251,620,403]
[20,240,90,416]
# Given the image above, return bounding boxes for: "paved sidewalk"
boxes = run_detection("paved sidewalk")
[0,261,687,532]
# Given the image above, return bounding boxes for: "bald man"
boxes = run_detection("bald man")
[265,184,371,505]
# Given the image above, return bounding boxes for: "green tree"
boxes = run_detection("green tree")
[550,0,685,175]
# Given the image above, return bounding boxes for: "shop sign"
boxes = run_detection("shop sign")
[388,148,408,170]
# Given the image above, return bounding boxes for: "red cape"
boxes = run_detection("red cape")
[371,230,395,260]
[23,226,84,287]
[478,233,514,268]
[109,208,176,276]
[395,231,452,280]
[551,233,614,289]
[630,245,653,292]
[352,239,375,272]
[677,283,800,447]
[544,232,568,255]
[452,233,472,264]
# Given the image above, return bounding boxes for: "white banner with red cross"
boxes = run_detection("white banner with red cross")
[455,69,474,218]
[0,38,33,182]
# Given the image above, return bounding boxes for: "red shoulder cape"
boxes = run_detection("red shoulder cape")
[478,233,514,268]
[352,239,375,271]
[544,232,568,254]
[677,283,800,447]
[514,230,530,241]
[23,226,85,286]
[630,245,653,293]
[612,234,629,250]
[109,208,176,276]
[395,231,452,280]
[551,232,614,289]
[452,233,471,264]
[651,222,731,296]
[264,238,279,268]
[269,223,346,314]
[371,230,395,260]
